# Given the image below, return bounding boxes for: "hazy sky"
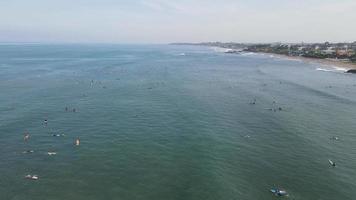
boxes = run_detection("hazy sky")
[0,0,355,43]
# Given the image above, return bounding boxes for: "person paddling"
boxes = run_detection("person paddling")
[329,159,336,167]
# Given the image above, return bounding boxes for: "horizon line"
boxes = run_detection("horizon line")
[0,40,355,45]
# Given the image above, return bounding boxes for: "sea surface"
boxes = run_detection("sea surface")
[0,44,356,200]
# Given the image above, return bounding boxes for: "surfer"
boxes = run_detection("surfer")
[24,132,30,142]
[249,98,256,105]
[25,175,39,180]
[75,138,80,146]
[53,133,65,137]
[330,136,339,141]
[23,150,34,154]
[329,159,336,167]
[270,188,288,196]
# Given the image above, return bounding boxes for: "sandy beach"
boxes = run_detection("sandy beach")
[263,52,356,71]
[215,46,356,71]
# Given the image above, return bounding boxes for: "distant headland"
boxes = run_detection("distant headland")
[171,42,356,72]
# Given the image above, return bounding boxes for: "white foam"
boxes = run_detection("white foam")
[316,68,333,72]
[210,47,228,53]
[315,65,348,73]
[333,67,347,72]
[241,52,256,56]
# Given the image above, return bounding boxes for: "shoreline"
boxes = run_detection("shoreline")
[248,52,356,71]
[204,45,356,71]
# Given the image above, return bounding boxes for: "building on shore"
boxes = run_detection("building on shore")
[351,42,356,50]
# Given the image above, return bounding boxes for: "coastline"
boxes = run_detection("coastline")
[200,43,356,72]
[208,46,356,71]
[249,52,356,71]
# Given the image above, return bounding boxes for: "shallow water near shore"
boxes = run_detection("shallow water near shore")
[1,44,356,200]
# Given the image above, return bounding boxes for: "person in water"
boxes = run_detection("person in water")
[75,138,80,146]
[271,188,287,196]
[329,159,336,167]
[44,119,48,125]
[25,175,39,180]
[250,99,256,105]
[53,133,62,137]
[330,136,339,141]
[24,132,30,142]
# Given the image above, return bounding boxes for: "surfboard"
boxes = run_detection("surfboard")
[329,159,335,166]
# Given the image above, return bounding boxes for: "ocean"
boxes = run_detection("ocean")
[0,44,356,200]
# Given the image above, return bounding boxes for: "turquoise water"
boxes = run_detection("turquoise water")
[1,44,356,200]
